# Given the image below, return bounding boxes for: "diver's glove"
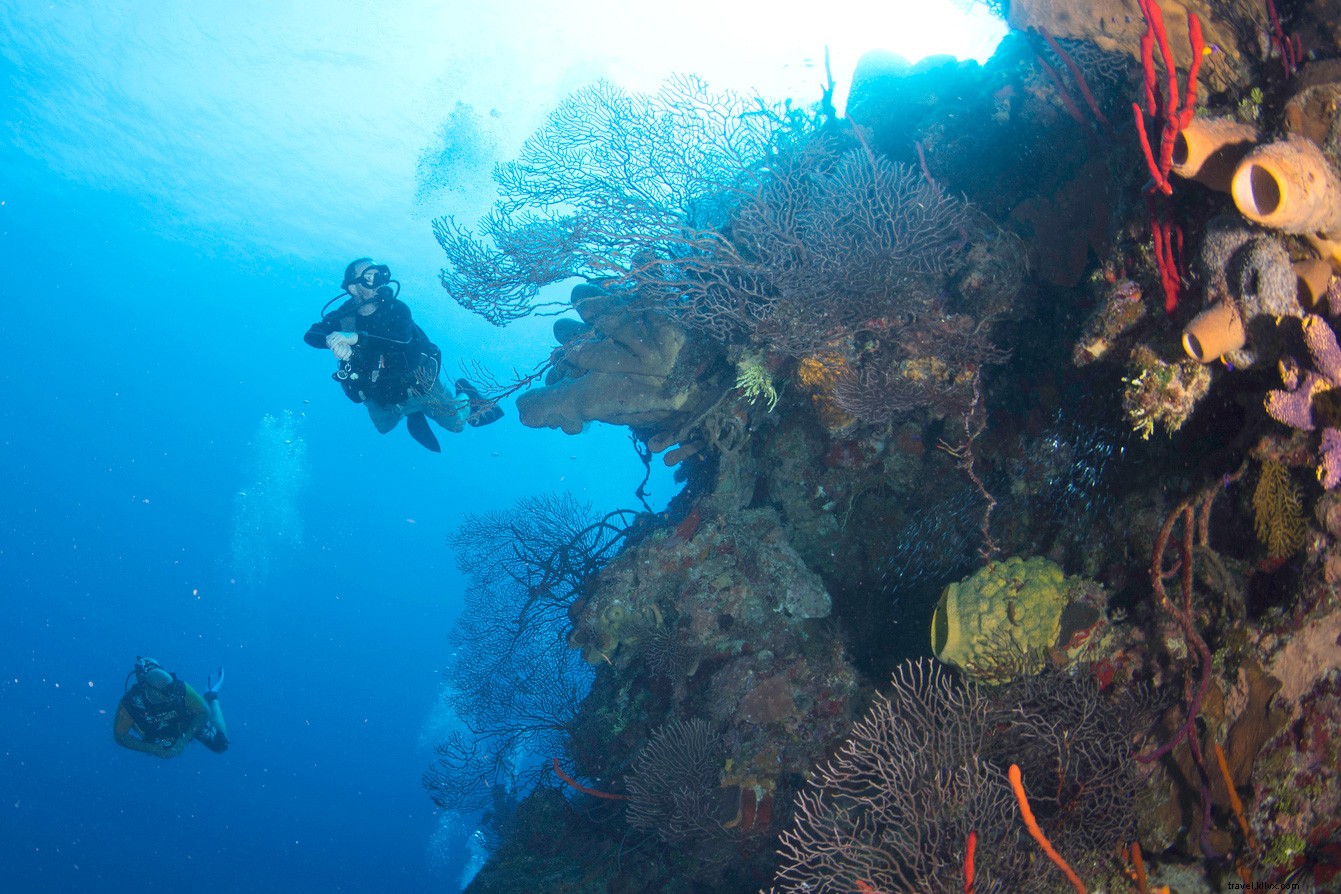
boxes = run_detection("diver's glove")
[326,331,359,361]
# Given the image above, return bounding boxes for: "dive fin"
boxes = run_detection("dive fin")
[455,379,504,427]
[406,411,442,452]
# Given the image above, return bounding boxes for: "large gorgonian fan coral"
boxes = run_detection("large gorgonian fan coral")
[434,75,792,325]
[422,493,641,813]
[765,660,1143,894]
[638,142,976,357]
[766,660,1024,894]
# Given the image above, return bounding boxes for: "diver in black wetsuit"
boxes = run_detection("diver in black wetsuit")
[304,258,502,452]
[113,657,228,758]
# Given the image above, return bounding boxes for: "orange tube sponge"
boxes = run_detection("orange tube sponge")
[1295,258,1335,310]
[1232,134,1341,239]
[1182,300,1245,363]
[1170,116,1258,193]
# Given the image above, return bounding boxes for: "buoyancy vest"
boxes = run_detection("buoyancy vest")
[123,681,190,745]
[340,323,441,405]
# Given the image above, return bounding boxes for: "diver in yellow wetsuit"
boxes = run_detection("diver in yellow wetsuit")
[113,657,228,758]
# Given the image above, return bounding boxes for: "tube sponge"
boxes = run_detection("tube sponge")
[1232,134,1341,239]
[1170,116,1258,193]
[1295,258,1336,310]
[1182,301,1244,364]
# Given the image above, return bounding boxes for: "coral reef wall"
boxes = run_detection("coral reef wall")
[442,3,1341,891]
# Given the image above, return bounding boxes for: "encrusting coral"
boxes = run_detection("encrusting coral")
[794,352,856,434]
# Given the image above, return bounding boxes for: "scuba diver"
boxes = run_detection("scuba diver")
[304,258,503,452]
[113,657,229,758]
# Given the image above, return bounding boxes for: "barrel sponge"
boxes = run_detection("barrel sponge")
[930,556,1068,684]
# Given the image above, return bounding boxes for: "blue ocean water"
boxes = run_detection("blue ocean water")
[0,6,670,891]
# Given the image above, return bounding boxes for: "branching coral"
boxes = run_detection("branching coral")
[438,75,1021,444]
[766,660,1145,894]
[992,670,1142,864]
[831,314,1008,424]
[643,142,976,357]
[422,494,641,811]
[767,660,1021,894]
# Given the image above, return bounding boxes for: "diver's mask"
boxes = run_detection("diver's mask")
[348,266,399,303]
[320,263,398,319]
[349,264,391,290]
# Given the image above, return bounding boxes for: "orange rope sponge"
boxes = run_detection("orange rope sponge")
[1211,740,1260,855]
[964,829,977,894]
[1130,840,1149,894]
[1007,764,1088,894]
[551,757,628,800]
